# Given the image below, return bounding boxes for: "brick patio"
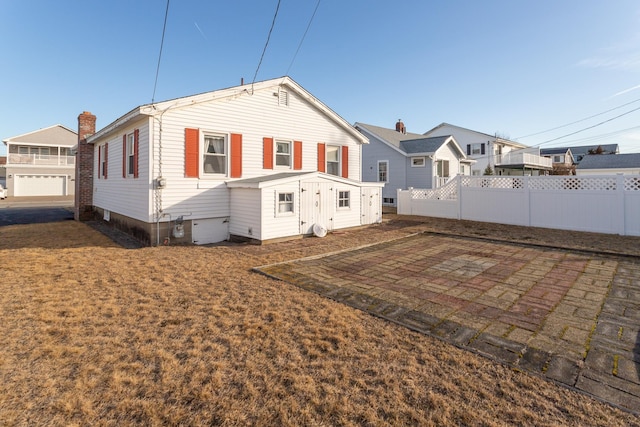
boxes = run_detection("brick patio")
[256,232,640,414]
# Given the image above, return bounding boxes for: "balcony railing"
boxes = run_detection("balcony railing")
[8,153,75,166]
[494,153,552,169]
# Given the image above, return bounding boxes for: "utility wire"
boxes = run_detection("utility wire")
[516,96,640,139]
[535,105,640,146]
[252,0,281,92]
[152,0,171,104]
[285,0,321,76]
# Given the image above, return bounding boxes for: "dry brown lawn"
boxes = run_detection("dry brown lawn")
[1,218,639,426]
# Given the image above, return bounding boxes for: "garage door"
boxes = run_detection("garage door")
[15,175,67,196]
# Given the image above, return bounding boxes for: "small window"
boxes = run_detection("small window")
[100,145,107,178]
[326,145,340,176]
[203,134,227,175]
[411,157,425,167]
[277,192,294,214]
[378,161,388,182]
[471,144,483,155]
[338,190,350,208]
[383,197,395,205]
[553,155,564,163]
[127,133,135,176]
[276,141,291,167]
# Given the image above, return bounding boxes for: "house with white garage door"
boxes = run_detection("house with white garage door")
[2,125,77,197]
[75,77,384,245]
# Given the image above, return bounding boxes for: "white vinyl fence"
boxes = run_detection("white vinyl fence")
[397,175,640,236]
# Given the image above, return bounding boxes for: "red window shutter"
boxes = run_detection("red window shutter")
[230,133,242,178]
[317,143,326,172]
[134,129,140,178]
[341,146,348,178]
[185,128,199,178]
[104,143,109,179]
[263,137,273,169]
[294,141,302,170]
[122,134,127,178]
[98,145,102,180]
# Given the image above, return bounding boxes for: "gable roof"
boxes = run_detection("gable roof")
[88,76,367,145]
[576,153,640,170]
[3,124,77,147]
[424,122,527,149]
[355,122,467,158]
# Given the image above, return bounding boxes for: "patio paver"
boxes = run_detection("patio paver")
[255,232,640,415]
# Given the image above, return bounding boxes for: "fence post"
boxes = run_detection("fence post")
[524,176,531,226]
[617,174,625,235]
[457,176,462,220]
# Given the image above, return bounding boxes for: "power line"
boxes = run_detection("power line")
[516,96,640,139]
[535,105,640,146]
[152,0,171,104]
[252,0,282,92]
[285,0,322,76]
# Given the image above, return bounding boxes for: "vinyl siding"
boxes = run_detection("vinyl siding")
[92,118,150,222]
[228,188,262,239]
[261,183,301,240]
[332,185,362,230]
[147,86,363,223]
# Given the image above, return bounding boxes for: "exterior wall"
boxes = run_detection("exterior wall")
[91,117,151,223]
[361,135,406,205]
[5,165,75,197]
[229,187,264,240]
[332,184,363,230]
[576,168,640,176]
[260,183,302,240]
[406,156,433,189]
[149,85,364,230]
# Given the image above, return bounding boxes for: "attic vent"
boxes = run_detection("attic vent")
[278,89,289,107]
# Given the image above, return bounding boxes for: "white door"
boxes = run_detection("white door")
[361,187,381,225]
[15,175,66,196]
[192,217,229,245]
[300,182,333,234]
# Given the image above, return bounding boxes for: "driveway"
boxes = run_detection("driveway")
[0,196,74,226]
[256,231,640,414]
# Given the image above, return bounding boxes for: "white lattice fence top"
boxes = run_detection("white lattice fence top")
[461,176,523,189]
[410,179,458,200]
[529,176,618,191]
[625,177,640,191]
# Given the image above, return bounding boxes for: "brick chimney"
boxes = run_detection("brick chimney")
[74,111,96,221]
[395,119,406,134]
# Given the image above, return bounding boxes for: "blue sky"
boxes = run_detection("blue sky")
[2,0,640,155]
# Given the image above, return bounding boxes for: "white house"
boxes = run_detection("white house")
[356,121,473,206]
[576,153,640,175]
[75,77,383,245]
[2,125,77,197]
[423,123,552,176]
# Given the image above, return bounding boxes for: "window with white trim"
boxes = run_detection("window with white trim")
[377,160,388,182]
[277,192,294,215]
[100,145,107,178]
[126,133,135,176]
[203,134,227,175]
[338,190,350,209]
[276,140,292,167]
[437,160,450,177]
[326,145,340,176]
[553,155,564,163]
[411,157,425,167]
[471,143,483,155]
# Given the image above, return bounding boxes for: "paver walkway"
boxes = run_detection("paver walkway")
[256,232,640,414]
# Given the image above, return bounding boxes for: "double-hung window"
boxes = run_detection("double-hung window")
[326,145,340,176]
[378,161,388,182]
[277,192,294,214]
[338,190,350,208]
[203,134,227,175]
[276,140,291,167]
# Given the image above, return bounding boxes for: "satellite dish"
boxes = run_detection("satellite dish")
[313,223,327,238]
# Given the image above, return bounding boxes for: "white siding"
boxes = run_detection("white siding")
[261,183,302,240]
[93,118,151,222]
[333,185,363,230]
[228,188,261,239]
[148,85,363,224]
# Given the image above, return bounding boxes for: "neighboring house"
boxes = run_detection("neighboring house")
[356,121,472,206]
[423,123,552,176]
[540,147,575,175]
[2,125,77,197]
[575,153,640,175]
[567,144,619,163]
[75,77,384,245]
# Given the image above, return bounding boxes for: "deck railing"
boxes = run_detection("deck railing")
[8,154,75,166]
